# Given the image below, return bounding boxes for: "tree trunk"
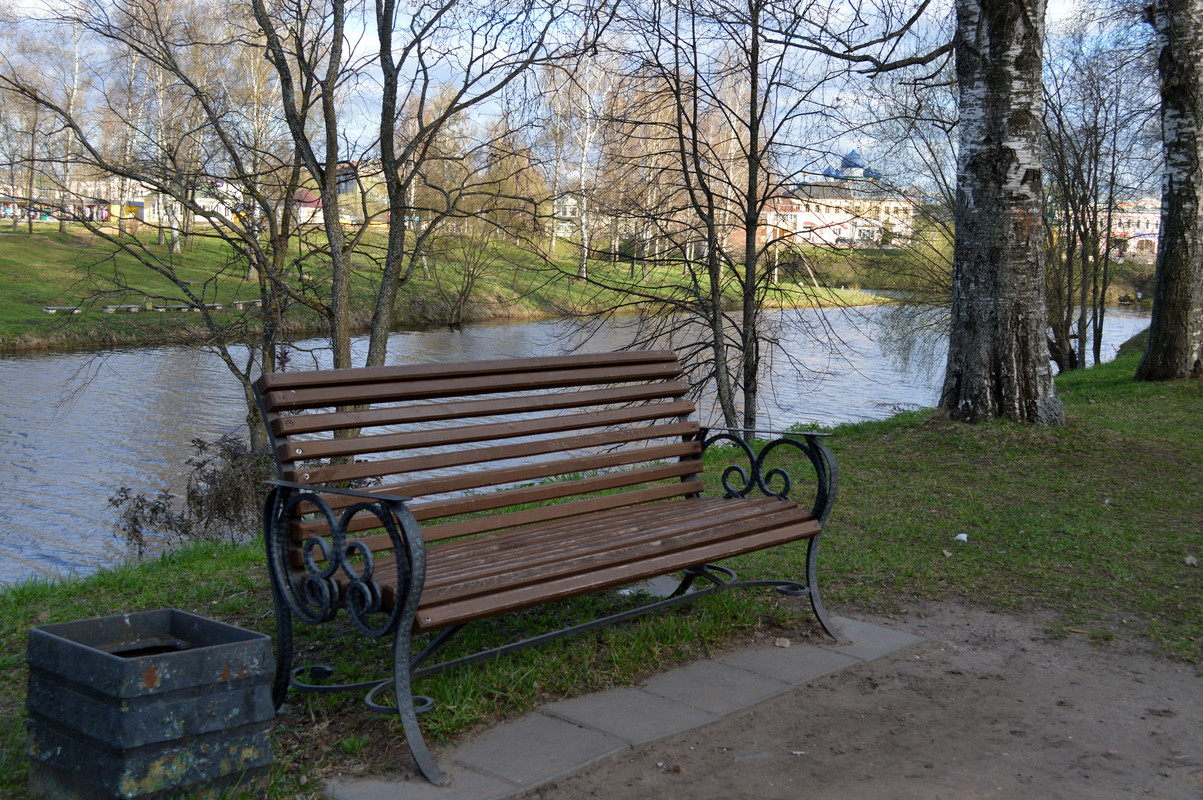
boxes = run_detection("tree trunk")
[741,15,762,434]
[1137,0,1203,380]
[577,194,589,280]
[26,103,37,235]
[940,0,1064,425]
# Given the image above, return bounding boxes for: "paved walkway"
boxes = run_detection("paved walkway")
[327,617,922,800]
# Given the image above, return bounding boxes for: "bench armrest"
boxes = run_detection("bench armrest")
[262,480,427,638]
[698,428,839,524]
[265,479,412,504]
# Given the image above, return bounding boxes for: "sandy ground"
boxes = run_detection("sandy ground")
[519,603,1203,799]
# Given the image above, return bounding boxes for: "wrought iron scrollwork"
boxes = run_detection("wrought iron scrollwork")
[700,429,839,523]
[260,479,446,786]
[263,481,419,639]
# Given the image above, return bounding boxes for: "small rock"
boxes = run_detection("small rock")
[942,550,954,558]
[954,533,969,542]
[774,637,790,648]
[1187,556,1198,567]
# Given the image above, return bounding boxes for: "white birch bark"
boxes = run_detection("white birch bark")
[1137,0,1203,379]
[940,0,1065,424]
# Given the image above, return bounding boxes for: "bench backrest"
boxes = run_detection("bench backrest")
[254,350,704,551]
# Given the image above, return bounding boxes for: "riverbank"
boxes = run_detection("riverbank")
[0,225,876,353]
[0,331,1196,797]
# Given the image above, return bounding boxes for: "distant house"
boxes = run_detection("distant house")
[760,183,918,249]
[289,188,323,225]
[195,180,241,220]
[553,194,581,237]
[336,160,388,222]
[1109,198,1161,261]
[747,152,920,250]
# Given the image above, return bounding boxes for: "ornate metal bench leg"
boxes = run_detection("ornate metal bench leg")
[270,582,295,709]
[806,535,842,640]
[263,487,296,709]
[387,499,450,786]
[392,623,449,786]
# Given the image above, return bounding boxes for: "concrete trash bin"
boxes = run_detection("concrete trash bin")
[26,608,275,799]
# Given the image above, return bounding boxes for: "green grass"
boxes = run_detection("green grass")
[813,340,1202,659]
[0,223,875,351]
[0,335,1198,797]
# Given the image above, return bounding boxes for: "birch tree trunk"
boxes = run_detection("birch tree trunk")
[1137,0,1203,380]
[25,103,36,235]
[940,0,1065,424]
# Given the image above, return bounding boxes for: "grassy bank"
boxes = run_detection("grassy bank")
[0,224,871,352]
[0,336,1197,797]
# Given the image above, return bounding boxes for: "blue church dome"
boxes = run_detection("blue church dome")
[841,150,867,170]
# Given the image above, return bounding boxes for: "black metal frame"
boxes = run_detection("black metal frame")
[257,415,838,787]
[261,480,448,784]
[697,428,841,639]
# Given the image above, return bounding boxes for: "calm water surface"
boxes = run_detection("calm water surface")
[0,304,1151,583]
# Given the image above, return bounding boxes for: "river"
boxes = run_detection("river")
[0,304,1151,584]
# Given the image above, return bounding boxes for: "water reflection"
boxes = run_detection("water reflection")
[0,305,1151,583]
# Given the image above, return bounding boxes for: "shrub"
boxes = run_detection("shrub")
[110,433,274,556]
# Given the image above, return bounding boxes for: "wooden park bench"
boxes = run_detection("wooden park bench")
[254,350,839,785]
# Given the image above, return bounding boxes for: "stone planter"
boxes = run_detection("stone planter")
[26,609,275,799]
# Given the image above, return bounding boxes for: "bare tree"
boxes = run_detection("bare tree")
[551,0,910,432]
[1043,14,1158,372]
[253,0,612,369]
[0,0,309,446]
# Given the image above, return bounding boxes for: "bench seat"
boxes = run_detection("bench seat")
[336,496,820,631]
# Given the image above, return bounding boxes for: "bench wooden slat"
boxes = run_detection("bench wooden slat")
[412,460,702,520]
[289,491,754,573]
[299,497,752,571]
[287,439,700,518]
[302,482,703,550]
[293,462,702,541]
[270,381,690,436]
[423,497,782,565]
[420,505,811,607]
[280,400,696,462]
[314,497,816,627]
[418,482,702,541]
[258,350,680,393]
[262,362,684,412]
[288,491,753,571]
[389,440,701,499]
[423,498,795,588]
[415,518,822,630]
[284,420,700,486]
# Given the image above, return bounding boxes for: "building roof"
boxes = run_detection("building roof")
[293,189,322,208]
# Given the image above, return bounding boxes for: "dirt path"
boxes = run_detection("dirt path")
[520,603,1203,799]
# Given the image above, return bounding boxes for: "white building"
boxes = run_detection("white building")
[761,179,918,249]
[1110,198,1161,261]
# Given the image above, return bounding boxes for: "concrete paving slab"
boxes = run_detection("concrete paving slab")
[819,616,924,661]
[640,659,791,714]
[450,712,627,787]
[542,687,720,745]
[718,641,862,684]
[326,765,516,800]
[325,616,923,800]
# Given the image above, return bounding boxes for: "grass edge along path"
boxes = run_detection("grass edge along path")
[0,334,1198,797]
